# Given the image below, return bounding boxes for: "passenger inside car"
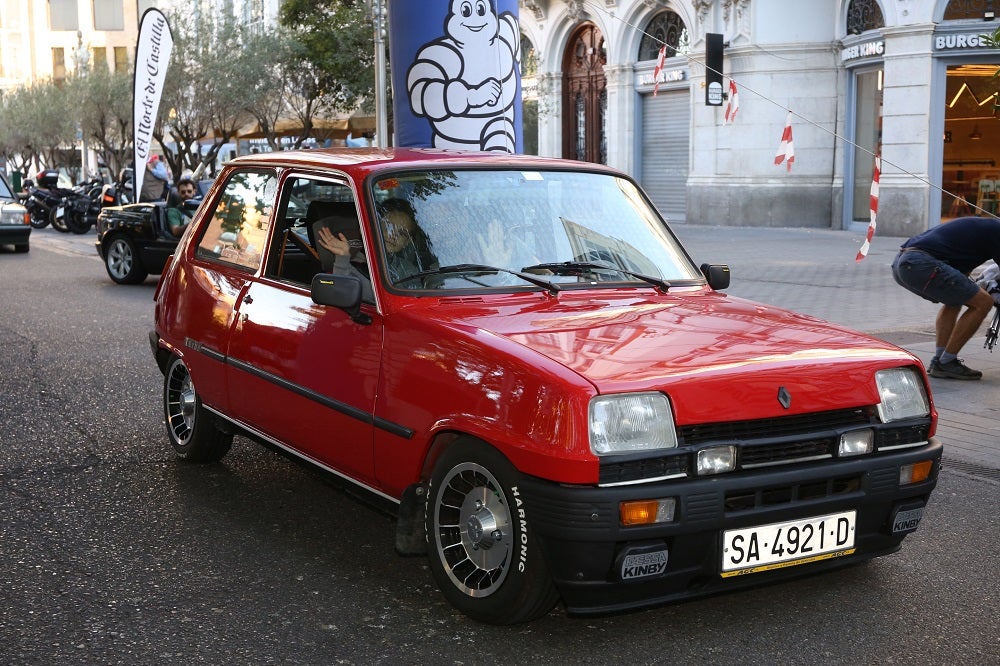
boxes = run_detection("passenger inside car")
[314,214,373,302]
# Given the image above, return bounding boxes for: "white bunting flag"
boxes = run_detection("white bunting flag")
[856,155,881,262]
[774,112,794,172]
[652,45,666,97]
[723,80,739,125]
[132,9,173,199]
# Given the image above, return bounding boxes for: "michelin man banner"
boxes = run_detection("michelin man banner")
[388,0,522,153]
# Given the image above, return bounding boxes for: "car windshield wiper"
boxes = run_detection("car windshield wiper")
[521,261,671,292]
[397,264,562,294]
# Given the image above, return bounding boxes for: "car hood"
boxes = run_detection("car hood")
[425,289,918,424]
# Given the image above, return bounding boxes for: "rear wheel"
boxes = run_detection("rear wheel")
[426,438,558,624]
[67,208,92,234]
[104,235,148,284]
[14,244,28,253]
[163,356,232,462]
[49,205,69,232]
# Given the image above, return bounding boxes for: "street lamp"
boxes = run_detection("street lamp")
[370,0,389,148]
[72,30,91,180]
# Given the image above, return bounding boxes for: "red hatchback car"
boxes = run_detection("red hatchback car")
[152,148,940,623]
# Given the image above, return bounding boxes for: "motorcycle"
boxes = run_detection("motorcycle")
[100,168,134,209]
[64,176,105,234]
[26,170,79,233]
[22,179,52,229]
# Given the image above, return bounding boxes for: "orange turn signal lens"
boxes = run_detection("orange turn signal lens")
[620,498,676,526]
[899,460,934,485]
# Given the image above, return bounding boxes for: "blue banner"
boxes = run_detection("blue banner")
[387,0,522,153]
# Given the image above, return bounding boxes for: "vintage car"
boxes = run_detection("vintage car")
[0,171,30,253]
[151,148,941,624]
[95,179,212,284]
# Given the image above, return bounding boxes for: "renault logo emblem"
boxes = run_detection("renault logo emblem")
[777,386,792,409]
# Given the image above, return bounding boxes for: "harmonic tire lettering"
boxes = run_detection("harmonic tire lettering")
[425,438,558,624]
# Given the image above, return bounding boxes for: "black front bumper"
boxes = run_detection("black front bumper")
[0,226,31,245]
[519,438,942,616]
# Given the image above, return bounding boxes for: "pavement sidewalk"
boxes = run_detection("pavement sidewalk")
[674,223,1000,476]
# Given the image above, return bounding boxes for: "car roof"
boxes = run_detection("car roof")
[224,147,621,180]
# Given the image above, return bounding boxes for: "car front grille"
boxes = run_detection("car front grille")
[598,407,931,486]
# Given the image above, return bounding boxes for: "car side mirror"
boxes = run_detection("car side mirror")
[700,263,730,291]
[311,273,371,324]
[182,198,201,211]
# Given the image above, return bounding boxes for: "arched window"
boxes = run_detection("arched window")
[521,34,538,78]
[638,11,690,61]
[943,0,996,20]
[846,0,885,36]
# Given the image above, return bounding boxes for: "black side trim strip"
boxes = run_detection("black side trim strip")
[203,405,400,506]
[185,337,226,363]
[225,355,414,439]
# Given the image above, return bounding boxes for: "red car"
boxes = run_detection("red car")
[151,148,940,623]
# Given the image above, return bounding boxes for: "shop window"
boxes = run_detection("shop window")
[638,11,690,61]
[852,69,883,222]
[52,47,67,83]
[1,0,21,29]
[944,0,997,20]
[114,46,128,72]
[846,0,885,36]
[49,0,78,30]
[137,0,157,20]
[94,0,124,31]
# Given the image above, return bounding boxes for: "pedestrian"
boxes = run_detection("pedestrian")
[891,216,1000,379]
[139,155,169,202]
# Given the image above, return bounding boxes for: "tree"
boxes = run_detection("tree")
[67,66,133,177]
[155,11,253,180]
[279,0,376,115]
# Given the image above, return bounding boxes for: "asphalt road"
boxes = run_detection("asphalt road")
[0,229,997,665]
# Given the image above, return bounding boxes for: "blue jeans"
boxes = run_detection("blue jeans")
[891,249,978,306]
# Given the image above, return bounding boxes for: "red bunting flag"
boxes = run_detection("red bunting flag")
[774,112,794,171]
[856,155,881,262]
[723,79,739,125]
[652,45,666,97]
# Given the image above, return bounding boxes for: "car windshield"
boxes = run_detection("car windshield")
[368,168,701,292]
[0,175,14,200]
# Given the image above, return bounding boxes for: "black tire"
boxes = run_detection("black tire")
[14,244,29,253]
[29,210,49,229]
[49,206,69,232]
[426,438,559,624]
[163,356,232,463]
[103,235,148,284]
[67,209,92,234]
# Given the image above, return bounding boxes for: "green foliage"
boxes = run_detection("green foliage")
[1,3,375,178]
[279,0,375,113]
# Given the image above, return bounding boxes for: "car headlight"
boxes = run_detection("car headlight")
[875,367,930,422]
[0,207,29,226]
[589,392,678,456]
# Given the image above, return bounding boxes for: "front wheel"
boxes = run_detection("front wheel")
[28,208,49,229]
[163,356,232,462]
[104,235,148,284]
[426,439,558,624]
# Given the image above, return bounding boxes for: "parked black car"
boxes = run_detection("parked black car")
[95,179,212,284]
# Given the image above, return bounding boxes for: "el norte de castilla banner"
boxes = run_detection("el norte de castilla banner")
[132,9,173,198]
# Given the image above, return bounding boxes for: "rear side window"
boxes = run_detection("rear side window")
[195,169,277,272]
